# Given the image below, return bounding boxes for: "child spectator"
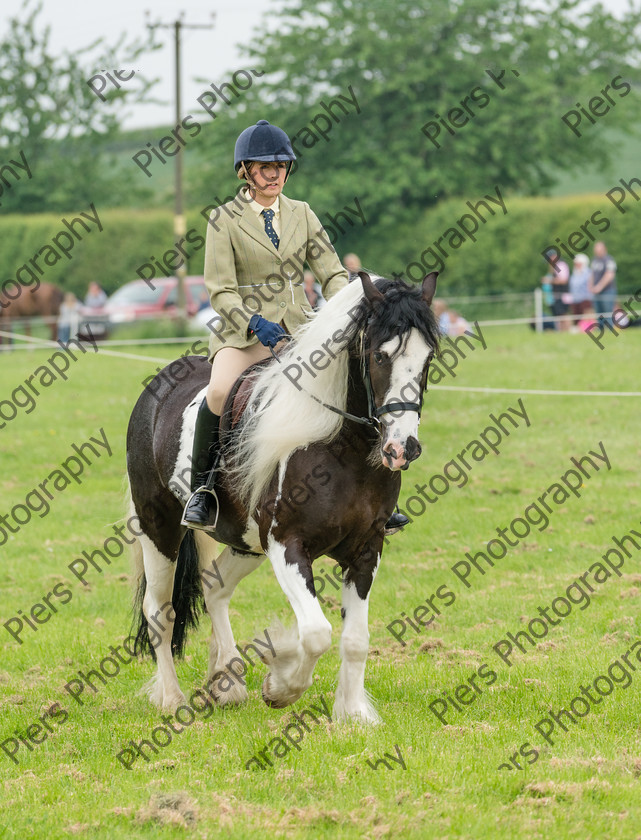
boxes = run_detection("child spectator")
[569,253,592,331]
[57,292,81,344]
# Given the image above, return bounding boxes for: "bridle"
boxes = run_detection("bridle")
[359,329,424,426]
[270,323,424,431]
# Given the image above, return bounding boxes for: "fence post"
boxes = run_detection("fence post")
[534,288,543,333]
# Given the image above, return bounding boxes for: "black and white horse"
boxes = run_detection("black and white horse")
[126,271,440,722]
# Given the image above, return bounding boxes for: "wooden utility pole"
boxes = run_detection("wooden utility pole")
[145,12,215,329]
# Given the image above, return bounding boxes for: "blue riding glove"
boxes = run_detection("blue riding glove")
[247,314,287,348]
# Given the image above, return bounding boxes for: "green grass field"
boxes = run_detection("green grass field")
[1,324,640,839]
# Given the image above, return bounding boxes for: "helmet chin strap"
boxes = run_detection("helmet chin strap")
[240,160,293,198]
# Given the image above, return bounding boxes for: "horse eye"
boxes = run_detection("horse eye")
[373,351,387,365]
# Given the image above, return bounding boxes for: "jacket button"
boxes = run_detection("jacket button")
[279,301,286,308]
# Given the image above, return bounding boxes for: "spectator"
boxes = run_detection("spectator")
[589,241,617,325]
[432,299,450,334]
[432,298,469,336]
[303,270,323,310]
[84,281,107,309]
[57,292,81,344]
[447,308,470,336]
[540,273,554,311]
[343,253,362,275]
[197,288,211,312]
[529,275,556,331]
[544,249,571,331]
[569,253,592,331]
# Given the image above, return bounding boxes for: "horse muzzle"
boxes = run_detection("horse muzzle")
[381,436,422,471]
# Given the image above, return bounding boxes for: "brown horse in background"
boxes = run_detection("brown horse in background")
[0,282,63,345]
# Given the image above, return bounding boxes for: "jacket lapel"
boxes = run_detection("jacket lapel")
[235,201,279,257]
[278,195,298,255]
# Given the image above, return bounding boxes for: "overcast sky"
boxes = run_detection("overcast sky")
[3,0,637,130]
[4,0,287,129]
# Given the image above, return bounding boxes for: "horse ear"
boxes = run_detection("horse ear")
[422,272,438,306]
[358,271,384,306]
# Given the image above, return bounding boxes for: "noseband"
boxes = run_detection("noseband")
[359,329,423,425]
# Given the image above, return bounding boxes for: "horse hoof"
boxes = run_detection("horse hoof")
[262,674,287,708]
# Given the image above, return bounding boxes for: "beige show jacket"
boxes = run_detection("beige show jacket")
[204,192,349,361]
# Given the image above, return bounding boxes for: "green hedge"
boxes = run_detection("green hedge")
[0,205,216,299]
[1,191,639,299]
[361,191,641,296]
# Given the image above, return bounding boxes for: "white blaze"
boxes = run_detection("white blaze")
[378,329,432,467]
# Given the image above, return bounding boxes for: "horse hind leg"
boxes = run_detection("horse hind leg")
[134,530,187,711]
[195,535,265,707]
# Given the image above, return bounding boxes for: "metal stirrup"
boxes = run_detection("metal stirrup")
[183,451,222,531]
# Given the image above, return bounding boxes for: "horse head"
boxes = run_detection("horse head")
[358,270,439,471]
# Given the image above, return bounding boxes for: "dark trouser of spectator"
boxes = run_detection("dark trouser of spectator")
[593,287,616,324]
[58,325,70,344]
[551,297,569,330]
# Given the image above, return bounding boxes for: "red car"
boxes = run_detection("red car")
[80,276,208,338]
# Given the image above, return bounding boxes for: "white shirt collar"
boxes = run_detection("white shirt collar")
[245,191,280,216]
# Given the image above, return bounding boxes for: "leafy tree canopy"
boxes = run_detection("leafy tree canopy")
[0,0,160,213]
[188,0,641,233]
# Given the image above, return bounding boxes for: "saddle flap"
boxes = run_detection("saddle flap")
[220,357,272,434]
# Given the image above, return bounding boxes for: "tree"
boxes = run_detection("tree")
[187,0,641,235]
[0,0,160,213]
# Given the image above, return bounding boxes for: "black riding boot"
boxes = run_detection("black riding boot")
[384,507,410,536]
[181,398,221,531]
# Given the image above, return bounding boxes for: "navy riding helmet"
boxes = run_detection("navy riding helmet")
[234,120,296,177]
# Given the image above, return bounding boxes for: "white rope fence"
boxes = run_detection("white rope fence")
[1,328,638,399]
[1,287,628,353]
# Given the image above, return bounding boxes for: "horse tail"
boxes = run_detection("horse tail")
[168,530,204,658]
[131,547,150,659]
[131,530,204,661]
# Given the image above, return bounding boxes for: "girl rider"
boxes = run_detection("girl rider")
[182,119,407,534]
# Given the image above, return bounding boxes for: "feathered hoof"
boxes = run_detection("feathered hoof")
[142,676,185,711]
[261,673,290,709]
[333,699,382,726]
[210,683,248,707]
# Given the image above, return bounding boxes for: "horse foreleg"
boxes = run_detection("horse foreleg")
[138,533,185,711]
[262,536,332,708]
[194,535,265,707]
[334,546,382,724]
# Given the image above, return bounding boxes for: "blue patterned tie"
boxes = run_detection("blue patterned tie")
[262,208,279,249]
